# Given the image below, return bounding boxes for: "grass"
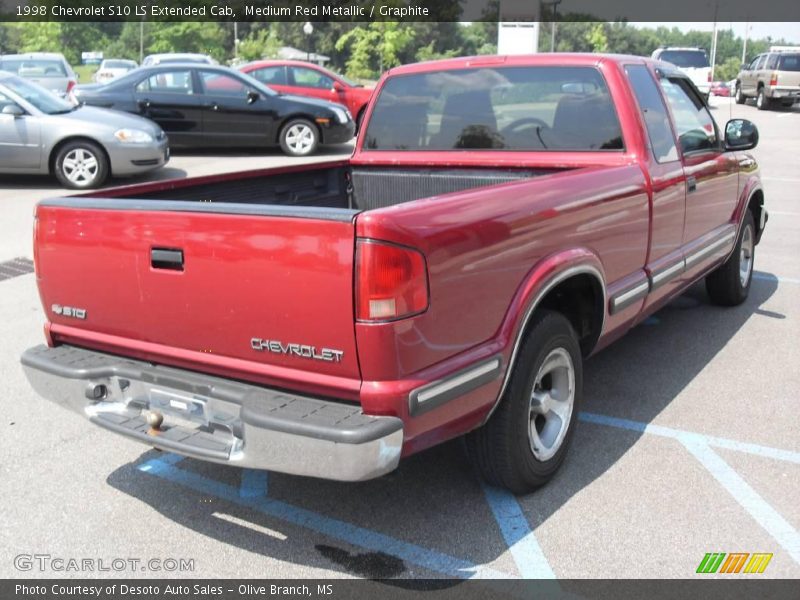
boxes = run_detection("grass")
[74,64,98,84]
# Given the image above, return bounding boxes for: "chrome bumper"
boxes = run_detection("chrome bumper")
[21,345,403,481]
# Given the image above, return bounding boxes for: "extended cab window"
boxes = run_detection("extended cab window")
[659,77,718,154]
[625,65,678,163]
[363,66,623,152]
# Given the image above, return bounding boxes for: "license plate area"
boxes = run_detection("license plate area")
[148,388,208,426]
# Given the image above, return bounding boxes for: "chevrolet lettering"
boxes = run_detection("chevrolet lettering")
[250,338,344,363]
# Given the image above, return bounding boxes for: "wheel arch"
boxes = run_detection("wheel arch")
[48,136,110,176]
[275,114,321,145]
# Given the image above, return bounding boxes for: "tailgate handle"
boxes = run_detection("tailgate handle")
[151,248,184,271]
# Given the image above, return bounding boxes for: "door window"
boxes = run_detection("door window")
[766,54,779,70]
[659,77,719,154]
[289,66,334,90]
[625,65,679,163]
[754,55,767,70]
[199,71,250,97]
[249,66,287,86]
[136,70,194,94]
[747,56,761,70]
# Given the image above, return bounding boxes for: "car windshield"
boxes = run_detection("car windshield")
[363,66,623,152]
[0,59,67,77]
[1,76,74,114]
[778,54,800,71]
[659,51,710,69]
[103,60,135,69]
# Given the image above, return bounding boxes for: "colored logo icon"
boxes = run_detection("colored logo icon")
[696,552,773,574]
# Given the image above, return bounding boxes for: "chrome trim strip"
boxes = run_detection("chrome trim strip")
[481,264,606,426]
[609,280,649,314]
[650,260,685,290]
[409,356,502,416]
[685,230,736,269]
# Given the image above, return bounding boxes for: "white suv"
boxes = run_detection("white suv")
[651,47,712,99]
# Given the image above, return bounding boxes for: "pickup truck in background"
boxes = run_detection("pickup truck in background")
[22,54,766,494]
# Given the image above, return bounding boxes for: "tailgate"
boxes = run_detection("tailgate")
[34,202,361,393]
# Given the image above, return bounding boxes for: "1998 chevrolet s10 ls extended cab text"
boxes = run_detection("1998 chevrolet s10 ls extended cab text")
[22,54,767,493]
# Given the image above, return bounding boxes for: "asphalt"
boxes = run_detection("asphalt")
[0,98,798,580]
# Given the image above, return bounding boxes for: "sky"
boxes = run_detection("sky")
[630,22,800,44]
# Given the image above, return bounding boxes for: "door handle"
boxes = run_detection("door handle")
[687,176,697,193]
[151,248,184,271]
[139,99,151,109]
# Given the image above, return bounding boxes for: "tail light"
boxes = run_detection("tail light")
[356,240,428,322]
[770,72,778,86]
[66,79,76,94]
[707,73,712,82]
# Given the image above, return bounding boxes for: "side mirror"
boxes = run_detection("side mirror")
[332,81,345,92]
[1,104,25,117]
[246,90,260,104]
[725,119,759,151]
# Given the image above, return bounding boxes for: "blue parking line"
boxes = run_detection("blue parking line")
[137,457,513,579]
[579,412,800,464]
[239,469,268,498]
[681,438,800,565]
[481,483,556,579]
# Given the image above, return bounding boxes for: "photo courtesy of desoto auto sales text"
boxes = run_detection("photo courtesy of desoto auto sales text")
[0,0,798,597]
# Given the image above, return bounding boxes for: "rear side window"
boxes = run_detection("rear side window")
[766,54,780,70]
[364,66,623,152]
[658,51,709,69]
[778,55,800,71]
[625,65,678,163]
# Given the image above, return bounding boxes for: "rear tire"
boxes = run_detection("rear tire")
[705,212,755,306]
[279,119,319,157]
[734,83,746,104]
[466,310,582,494]
[53,140,108,190]
[756,88,771,111]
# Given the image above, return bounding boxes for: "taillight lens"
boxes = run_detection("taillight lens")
[707,73,712,82]
[356,240,428,322]
[66,79,75,93]
[770,72,778,86]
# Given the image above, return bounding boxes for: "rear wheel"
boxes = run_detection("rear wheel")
[279,119,319,157]
[734,83,746,104]
[756,88,771,111]
[53,140,109,190]
[466,310,582,494]
[705,212,755,306]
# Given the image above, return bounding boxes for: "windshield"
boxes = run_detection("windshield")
[363,66,623,152]
[659,51,710,69]
[1,76,73,114]
[778,54,800,71]
[0,59,68,77]
[103,60,136,69]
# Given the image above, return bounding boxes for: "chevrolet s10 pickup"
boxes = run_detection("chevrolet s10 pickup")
[22,54,767,493]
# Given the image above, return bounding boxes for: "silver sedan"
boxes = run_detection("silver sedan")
[0,71,169,189]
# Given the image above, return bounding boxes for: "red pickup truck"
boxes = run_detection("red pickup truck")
[22,54,766,494]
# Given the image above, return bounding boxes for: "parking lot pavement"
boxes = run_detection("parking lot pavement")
[1,103,798,580]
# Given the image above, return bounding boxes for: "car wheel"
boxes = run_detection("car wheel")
[705,212,755,307]
[756,88,771,111]
[466,310,582,494]
[54,140,109,190]
[734,84,746,104]
[279,119,319,157]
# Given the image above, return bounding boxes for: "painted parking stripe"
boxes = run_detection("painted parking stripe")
[481,482,556,579]
[138,457,513,579]
[579,412,800,464]
[681,438,800,565]
[239,469,268,498]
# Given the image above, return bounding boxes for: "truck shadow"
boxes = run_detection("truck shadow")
[106,275,779,578]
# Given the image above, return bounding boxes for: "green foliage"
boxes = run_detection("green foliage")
[585,23,609,53]
[237,28,282,62]
[715,57,743,82]
[147,22,227,62]
[336,23,415,79]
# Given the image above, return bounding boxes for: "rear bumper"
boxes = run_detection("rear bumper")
[21,344,403,481]
[768,87,800,100]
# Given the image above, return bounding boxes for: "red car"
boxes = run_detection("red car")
[23,54,766,494]
[239,60,374,124]
[710,81,731,96]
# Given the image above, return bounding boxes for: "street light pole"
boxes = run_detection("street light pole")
[303,21,314,63]
[548,0,562,52]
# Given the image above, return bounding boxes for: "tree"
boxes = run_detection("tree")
[147,22,227,62]
[585,23,609,53]
[237,27,282,62]
[336,23,414,79]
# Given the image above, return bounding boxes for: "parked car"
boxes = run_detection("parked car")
[651,47,712,99]
[735,50,800,109]
[21,54,766,493]
[0,72,168,189]
[142,53,217,67]
[710,81,731,97]
[93,59,138,84]
[239,60,374,126]
[0,52,77,99]
[72,64,355,156]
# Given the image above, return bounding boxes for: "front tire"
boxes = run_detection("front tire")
[705,212,756,306]
[279,119,319,157]
[53,140,108,189]
[466,310,583,494]
[734,83,746,104]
